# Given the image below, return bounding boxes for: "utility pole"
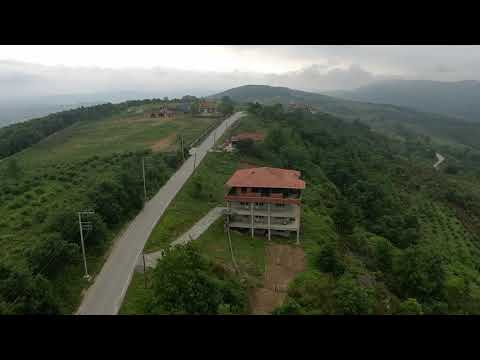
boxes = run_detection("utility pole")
[142,157,147,203]
[142,156,154,204]
[181,135,185,162]
[78,210,95,281]
[142,252,147,289]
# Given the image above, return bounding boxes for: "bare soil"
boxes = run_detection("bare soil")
[249,243,305,315]
[150,133,176,152]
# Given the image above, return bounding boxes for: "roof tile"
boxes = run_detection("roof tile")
[226,167,306,189]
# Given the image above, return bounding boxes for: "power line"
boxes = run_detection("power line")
[1,220,80,308]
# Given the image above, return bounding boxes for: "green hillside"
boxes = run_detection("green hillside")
[121,105,480,315]
[212,85,480,151]
[0,101,217,314]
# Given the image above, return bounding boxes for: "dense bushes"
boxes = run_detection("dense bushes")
[393,244,446,302]
[0,263,59,314]
[146,244,247,314]
[334,273,375,315]
[0,149,176,313]
[316,241,345,277]
[24,233,79,277]
[249,104,480,314]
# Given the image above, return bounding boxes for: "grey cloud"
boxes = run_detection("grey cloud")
[4,45,480,106]
[228,45,480,81]
[2,60,385,102]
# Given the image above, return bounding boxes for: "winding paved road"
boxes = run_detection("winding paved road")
[434,152,445,170]
[76,112,244,315]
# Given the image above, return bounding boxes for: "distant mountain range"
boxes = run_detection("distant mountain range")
[327,80,480,123]
[212,84,480,150]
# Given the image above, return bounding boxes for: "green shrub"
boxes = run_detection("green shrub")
[334,273,375,315]
[397,298,423,315]
[316,241,345,277]
[148,244,246,315]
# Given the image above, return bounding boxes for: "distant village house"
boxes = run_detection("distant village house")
[199,100,218,114]
[222,132,265,152]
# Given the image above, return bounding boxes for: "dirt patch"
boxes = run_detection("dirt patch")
[249,243,305,315]
[150,133,176,152]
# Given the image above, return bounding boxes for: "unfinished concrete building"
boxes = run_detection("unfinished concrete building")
[224,167,306,243]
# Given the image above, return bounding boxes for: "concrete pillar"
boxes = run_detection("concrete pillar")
[226,201,230,229]
[296,205,301,244]
[268,203,271,241]
[250,202,254,238]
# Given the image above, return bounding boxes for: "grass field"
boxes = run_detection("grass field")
[144,151,243,252]
[15,111,215,168]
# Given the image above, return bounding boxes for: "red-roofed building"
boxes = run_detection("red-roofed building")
[223,132,266,152]
[224,167,305,242]
[199,100,217,114]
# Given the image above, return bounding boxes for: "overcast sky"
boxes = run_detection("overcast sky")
[1,45,480,100]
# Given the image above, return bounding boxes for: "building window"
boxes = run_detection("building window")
[241,187,247,193]
[275,203,285,208]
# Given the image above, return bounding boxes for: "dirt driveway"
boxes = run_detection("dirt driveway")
[249,243,305,315]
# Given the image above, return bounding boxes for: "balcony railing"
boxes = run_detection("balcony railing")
[225,188,301,205]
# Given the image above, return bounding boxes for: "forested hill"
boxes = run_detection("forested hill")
[212,85,480,151]
[329,80,480,123]
[242,104,480,314]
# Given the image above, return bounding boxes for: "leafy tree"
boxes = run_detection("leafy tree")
[272,298,304,315]
[397,298,423,315]
[0,264,59,314]
[190,101,199,115]
[47,207,107,246]
[25,233,79,277]
[332,198,355,235]
[316,241,345,277]
[235,139,255,156]
[264,127,290,153]
[394,245,446,302]
[148,244,246,314]
[218,96,235,116]
[334,273,375,315]
[247,102,263,115]
[47,207,81,243]
[374,237,395,273]
[284,271,336,315]
[89,180,126,225]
